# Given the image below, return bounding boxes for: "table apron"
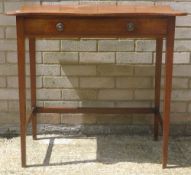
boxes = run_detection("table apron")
[23,17,168,38]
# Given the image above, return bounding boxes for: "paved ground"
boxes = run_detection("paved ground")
[0,134,191,175]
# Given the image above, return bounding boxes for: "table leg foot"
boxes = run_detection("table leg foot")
[162,161,167,169]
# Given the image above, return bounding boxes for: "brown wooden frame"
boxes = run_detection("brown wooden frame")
[10,4,186,168]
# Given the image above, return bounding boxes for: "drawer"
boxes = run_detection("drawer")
[24,17,168,38]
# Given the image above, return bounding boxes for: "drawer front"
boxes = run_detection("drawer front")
[24,17,168,38]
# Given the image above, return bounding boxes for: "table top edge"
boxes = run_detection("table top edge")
[6,4,187,17]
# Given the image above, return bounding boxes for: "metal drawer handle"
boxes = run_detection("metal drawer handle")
[127,22,135,32]
[56,22,64,32]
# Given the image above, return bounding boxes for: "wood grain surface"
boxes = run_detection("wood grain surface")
[7,4,187,16]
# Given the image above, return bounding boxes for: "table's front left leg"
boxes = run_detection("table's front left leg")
[16,17,27,167]
[162,17,175,169]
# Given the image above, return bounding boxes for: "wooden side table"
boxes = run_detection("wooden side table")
[7,4,186,168]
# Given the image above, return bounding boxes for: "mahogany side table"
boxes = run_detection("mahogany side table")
[7,4,186,168]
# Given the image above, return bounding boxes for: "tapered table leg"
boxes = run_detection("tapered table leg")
[154,38,163,141]
[17,17,26,167]
[29,38,37,140]
[162,17,175,169]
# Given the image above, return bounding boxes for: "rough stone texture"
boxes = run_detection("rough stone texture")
[36,40,60,51]
[98,89,133,100]
[116,52,153,64]
[5,27,16,39]
[37,89,62,100]
[61,65,96,76]
[0,0,191,134]
[61,39,97,52]
[0,2,3,13]
[97,65,134,76]
[0,52,5,63]
[80,52,115,64]
[37,65,60,76]
[136,40,156,51]
[0,14,16,26]
[0,28,4,39]
[43,52,79,64]
[116,77,152,88]
[0,40,17,51]
[43,77,79,88]
[62,89,97,100]
[80,77,115,88]
[98,39,134,51]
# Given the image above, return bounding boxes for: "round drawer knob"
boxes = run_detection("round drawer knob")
[127,22,135,32]
[56,23,64,32]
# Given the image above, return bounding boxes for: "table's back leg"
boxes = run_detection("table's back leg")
[162,17,175,169]
[154,38,163,141]
[29,38,37,140]
[16,17,27,167]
